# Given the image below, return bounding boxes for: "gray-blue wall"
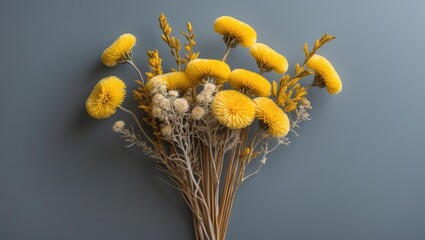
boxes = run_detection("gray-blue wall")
[1,0,424,239]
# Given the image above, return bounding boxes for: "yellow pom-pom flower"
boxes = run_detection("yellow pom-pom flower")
[212,90,255,129]
[254,97,290,137]
[185,58,231,84]
[214,16,257,48]
[86,76,126,119]
[249,43,288,74]
[228,69,271,97]
[146,72,192,92]
[306,54,342,95]
[101,33,137,67]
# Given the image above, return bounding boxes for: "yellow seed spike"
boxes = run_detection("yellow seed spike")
[187,21,193,33]
[272,81,278,97]
[303,42,308,57]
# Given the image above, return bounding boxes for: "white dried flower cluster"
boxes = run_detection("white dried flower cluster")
[112,120,125,133]
[149,79,167,95]
[168,90,179,98]
[173,98,189,113]
[203,83,216,93]
[191,106,205,120]
[149,78,167,95]
[159,98,171,110]
[152,93,171,110]
[196,91,213,103]
[196,83,216,104]
[151,107,162,118]
[300,99,312,109]
[152,93,165,105]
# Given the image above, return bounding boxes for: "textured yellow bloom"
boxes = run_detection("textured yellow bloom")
[185,59,231,84]
[86,76,126,119]
[101,33,136,67]
[228,69,271,97]
[212,90,255,129]
[214,16,257,47]
[306,54,342,95]
[249,43,288,74]
[254,97,290,137]
[146,72,192,92]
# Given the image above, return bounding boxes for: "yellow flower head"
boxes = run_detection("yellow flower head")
[212,90,255,129]
[185,58,231,84]
[146,72,192,92]
[228,69,271,97]
[214,16,257,48]
[86,76,126,119]
[249,43,288,74]
[254,97,290,137]
[101,33,137,67]
[306,54,342,95]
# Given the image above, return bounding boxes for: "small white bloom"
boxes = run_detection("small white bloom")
[159,85,167,94]
[203,83,216,93]
[159,98,171,110]
[151,107,162,119]
[196,91,213,104]
[191,106,205,120]
[149,79,165,94]
[112,120,125,133]
[168,90,179,98]
[161,125,173,136]
[173,98,189,113]
[196,92,206,103]
[152,93,165,105]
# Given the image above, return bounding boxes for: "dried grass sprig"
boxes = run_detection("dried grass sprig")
[159,13,184,71]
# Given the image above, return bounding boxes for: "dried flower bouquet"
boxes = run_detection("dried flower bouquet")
[85,13,342,240]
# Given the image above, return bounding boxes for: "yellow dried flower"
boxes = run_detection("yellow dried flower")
[146,72,192,92]
[254,97,290,137]
[228,69,271,97]
[214,16,257,47]
[185,58,231,84]
[101,33,137,67]
[212,90,255,129]
[249,43,288,74]
[86,76,126,119]
[306,54,342,95]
